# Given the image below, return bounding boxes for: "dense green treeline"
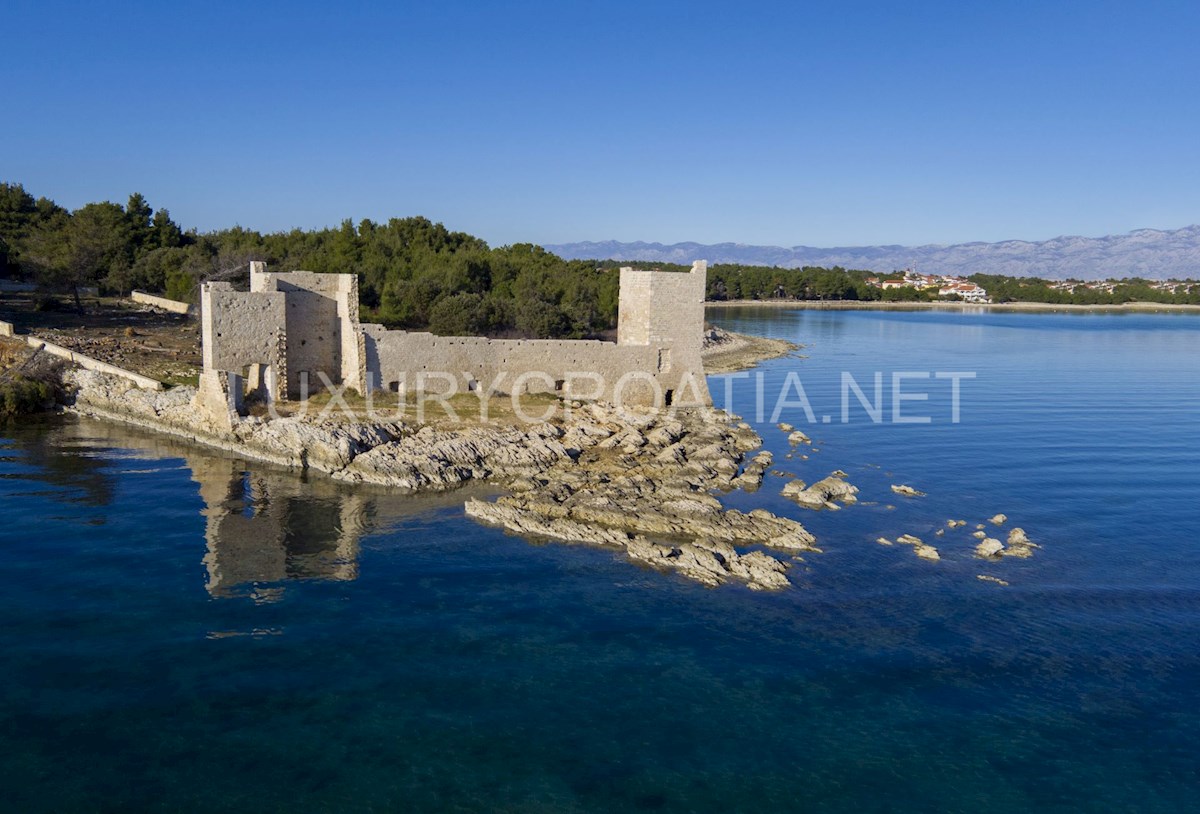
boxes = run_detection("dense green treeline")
[5,183,1198,341]
[595,260,928,302]
[0,183,618,338]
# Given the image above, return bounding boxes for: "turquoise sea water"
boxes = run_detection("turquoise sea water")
[2,308,1198,812]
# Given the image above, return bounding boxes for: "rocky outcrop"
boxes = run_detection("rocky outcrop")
[914,545,940,561]
[466,406,818,591]
[890,533,939,561]
[891,484,925,497]
[975,538,1004,558]
[782,474,858,510]
[1001,528,1037,558]
[733,451,773,491]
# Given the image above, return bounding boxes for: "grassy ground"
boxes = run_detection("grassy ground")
[271,387,570,427]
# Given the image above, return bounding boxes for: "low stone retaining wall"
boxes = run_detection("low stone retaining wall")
[24,336,164,390]
[131,290,194,315]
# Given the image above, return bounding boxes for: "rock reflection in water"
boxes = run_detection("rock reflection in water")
[48,417,488,600]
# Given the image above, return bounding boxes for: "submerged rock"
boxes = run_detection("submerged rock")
[977,575,1009,586]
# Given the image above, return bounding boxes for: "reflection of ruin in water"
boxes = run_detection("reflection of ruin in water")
[192,455,368,599]
[46,417,487,600]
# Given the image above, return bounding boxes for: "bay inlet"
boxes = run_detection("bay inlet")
[1,308,1198,811]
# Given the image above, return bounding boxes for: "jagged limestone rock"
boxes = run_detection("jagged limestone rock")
[1001,527,1037,558]
[782,475,859,510]
[975,538,1004,558]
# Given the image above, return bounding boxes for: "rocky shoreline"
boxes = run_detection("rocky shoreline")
[64,365,1038,591]
[701,327,798,373]
[66,369,820,590]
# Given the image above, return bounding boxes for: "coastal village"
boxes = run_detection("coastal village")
[1045,278,1196,295]
[863,269,1198,302]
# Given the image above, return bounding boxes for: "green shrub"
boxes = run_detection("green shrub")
[0,375,55,419]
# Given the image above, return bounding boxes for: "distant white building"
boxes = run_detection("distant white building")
[938,282,989,302]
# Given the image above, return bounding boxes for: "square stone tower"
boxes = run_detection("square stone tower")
[617,260,708,348]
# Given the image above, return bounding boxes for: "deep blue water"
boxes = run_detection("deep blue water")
[2,308,1199,812]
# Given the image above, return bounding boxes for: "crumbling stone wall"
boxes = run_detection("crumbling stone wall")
[195,259,711,420]
[250,265,365,396]
[131,290,193,315]
[361,327,678,402]
[200,283,287,386]
[362,261,710,406]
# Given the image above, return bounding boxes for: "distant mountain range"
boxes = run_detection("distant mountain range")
[545,225,1200,281]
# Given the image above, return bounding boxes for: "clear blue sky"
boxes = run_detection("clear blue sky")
[4,0,1199,248]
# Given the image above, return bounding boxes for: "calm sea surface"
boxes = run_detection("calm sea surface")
[2,308,1198,812]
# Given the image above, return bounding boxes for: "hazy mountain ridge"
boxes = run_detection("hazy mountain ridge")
[546,225,1200,281]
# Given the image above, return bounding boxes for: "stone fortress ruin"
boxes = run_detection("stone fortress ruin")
[194,260,711,426]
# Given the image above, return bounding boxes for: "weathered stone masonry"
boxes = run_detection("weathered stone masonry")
[195,260,710,424]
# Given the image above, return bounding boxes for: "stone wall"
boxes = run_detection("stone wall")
[23,336,164,390]
[361,327,684,403]
[195,259,712,417]
[131,290,193,315]
[200,282,288,390]
[361,261,711,407]
[0,320,13,337]
[250,265,363,396]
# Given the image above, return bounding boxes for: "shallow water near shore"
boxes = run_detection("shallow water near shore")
[2,309,1199,811]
